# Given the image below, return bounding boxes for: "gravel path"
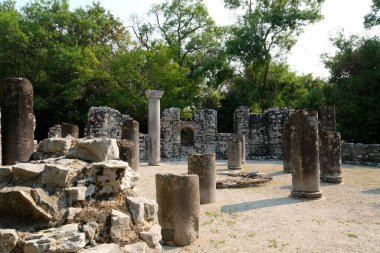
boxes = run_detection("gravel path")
[137,160,380,253]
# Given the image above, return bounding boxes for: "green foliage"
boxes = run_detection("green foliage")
[323,34,380,143]
[364,0,380,28]
[224,0,324,109]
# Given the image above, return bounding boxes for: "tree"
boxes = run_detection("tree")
[130,0,232,112]
[364,0,380,28]
[0,0,132,138]
[224,0,324,109]
[322,34,380,143]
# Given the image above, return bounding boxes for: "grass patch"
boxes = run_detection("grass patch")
[268,239,278,248]
[210,239,225,248]
[247,232,256,238]
[211,228,220,234]
[202,219,214,225]
[205,210,221,218]
[228,211,240,219]
[347,233,358,238]
[312,218,326,225]
[229,233,237,238]
[226,219,237,226]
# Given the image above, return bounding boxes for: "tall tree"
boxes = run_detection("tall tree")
[322,34,380,143]
[224,0,324,109]
[364,0,380,28]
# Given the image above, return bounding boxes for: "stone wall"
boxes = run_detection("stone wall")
[235,106,294,159]
[48,124,62,138]
[84,106,132,138]
[341,143,380,166]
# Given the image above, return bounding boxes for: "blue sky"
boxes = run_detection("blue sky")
[15,0,380,79]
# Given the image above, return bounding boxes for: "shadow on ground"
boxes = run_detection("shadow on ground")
[221,197,304,213]
[362,188,380,194]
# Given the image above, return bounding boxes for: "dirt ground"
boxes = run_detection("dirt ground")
[137,160,380,253]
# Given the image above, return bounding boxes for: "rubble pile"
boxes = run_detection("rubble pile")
[0,137,161,253]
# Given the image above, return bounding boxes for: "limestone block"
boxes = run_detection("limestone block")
[66,138,119,162]
[33,137,73,160]
[123,242,149,253]
[110,209,131,242]
[41,164,79,188]
[79,222,98,246]
[139,224,162,249]
[65,186,87,203]
[126,197,158,225]
[0,229,18,253]
[23,223,88,253]
[65,207,82,222]
[31,188,58,217]
[0,187,52,221]
[12,163,45,181]
[81,160,136,198]
[81,244,122,253]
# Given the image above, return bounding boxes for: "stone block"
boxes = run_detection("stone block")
[110,209,131,243]
[0,229,18,253]
[65,186,87,203]
[0,187,52,222]
[139,224,162,249]
[67,138,119,162]
[126,197,158,225]
[65,207,82,222]
[81,244,122,253]
[12,163,45,181]
[33,137,73,160]
[41,164,79,188]
[80,160,136,198]
[23,223,87,253]
[123,242,149,253]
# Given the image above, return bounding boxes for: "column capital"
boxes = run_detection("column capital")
[145,90,164,99]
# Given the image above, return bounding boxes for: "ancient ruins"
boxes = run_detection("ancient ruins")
[0,77,380,252]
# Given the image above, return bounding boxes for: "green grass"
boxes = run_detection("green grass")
[210,239,225,248]
[268,239,278,248]
[347,233,358,239]
[247,232,256,238]
[205,210,221,218]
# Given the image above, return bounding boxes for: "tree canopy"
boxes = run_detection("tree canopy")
[0,0,379,144]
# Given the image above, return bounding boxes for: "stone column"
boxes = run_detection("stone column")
[227,136,242,170]
[319,106,336,132]
[120,120,140,171]
[61,123,79,138]
[156,174,199,246]
[319,130,342,183]
[145,90,164,166]
[283,121,292,173]
[233,133,246,165]
[0,78,34,165]
[290,109,322,199]
[188,153,216,204]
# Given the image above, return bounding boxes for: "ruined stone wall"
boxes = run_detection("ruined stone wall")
[341,143,380,167]
[235,106,294,159]
[193,109,218,154]
[216,133,232,159]
[84,106,132,138]
[48,124,62,138]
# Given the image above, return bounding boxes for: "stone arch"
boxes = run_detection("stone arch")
[181,127,195,146]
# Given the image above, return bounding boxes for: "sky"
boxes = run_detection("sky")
[15,0,380,79]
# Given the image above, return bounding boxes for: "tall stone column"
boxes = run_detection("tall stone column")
[0,78,34,165]
[290,109,322,199]
[145,90,164,166]
[319,130,342,183]
[188,153,216,204]
[227,136,242,170]
[61,122,79,138]
[283,121,292,173]
[232,133,246,165]
[156,174,200,246]
[121,119,140,171]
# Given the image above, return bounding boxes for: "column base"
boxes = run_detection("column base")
[228,166,241,170]
[291,190,323,199]
[148,162,160,166]
[320,176,343,184]
[283,169,293,173]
